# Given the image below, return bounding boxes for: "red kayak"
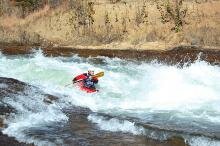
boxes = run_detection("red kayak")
[74,74,98,93]
[76,81,97,93]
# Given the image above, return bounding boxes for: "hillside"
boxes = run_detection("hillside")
[0,0,220,50]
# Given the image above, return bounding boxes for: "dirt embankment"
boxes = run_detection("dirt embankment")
[1,44,220,66]
[0,0,220,50]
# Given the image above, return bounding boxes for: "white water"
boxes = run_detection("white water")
[88,114,145,135]
[1,50,220,146]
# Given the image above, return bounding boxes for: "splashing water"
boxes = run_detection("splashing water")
[1,50,220,146]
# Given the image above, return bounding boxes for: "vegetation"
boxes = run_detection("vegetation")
[0,0,219,48]
[109,0,121,4]
[155,0,187,32]
[135,1,148,27]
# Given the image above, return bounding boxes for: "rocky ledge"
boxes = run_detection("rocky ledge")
[0,44,220,65]
[0,77,188,146]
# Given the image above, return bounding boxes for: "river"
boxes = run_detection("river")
[0,50,220,146]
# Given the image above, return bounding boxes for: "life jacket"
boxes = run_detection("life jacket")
[84,77,95,88]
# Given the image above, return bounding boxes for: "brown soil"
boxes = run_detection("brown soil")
[0,0,219,50]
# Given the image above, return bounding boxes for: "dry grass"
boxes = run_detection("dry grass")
[0,4,50,28]
[0,0,220,49]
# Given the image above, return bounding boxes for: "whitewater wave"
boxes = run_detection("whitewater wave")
[1,50,220,146]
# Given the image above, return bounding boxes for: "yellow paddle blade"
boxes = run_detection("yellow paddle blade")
[93,72,104,78]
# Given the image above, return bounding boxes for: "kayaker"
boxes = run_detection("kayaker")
[72,70,98,89]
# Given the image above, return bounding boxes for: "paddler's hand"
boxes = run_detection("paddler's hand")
[72,78,77,84]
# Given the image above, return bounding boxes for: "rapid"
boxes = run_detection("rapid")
[0,50,220,146]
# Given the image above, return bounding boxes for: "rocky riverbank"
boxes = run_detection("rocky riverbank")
[1,44,220,65]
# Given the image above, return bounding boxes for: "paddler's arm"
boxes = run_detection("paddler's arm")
[92,77,98,84]
[72,78,77,83]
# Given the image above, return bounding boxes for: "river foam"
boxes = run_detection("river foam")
[1,50,220,145]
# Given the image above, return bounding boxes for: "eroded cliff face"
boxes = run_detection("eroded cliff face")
[0,0,220,50]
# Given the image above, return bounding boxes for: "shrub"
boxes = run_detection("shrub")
[155,0,187,32]
[135,1,148,26]
[14,0,45,17]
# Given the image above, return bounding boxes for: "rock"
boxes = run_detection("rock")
[1,44,220,65]
[0,131,34,146]
[0,77,60,146]
[0,77,59,105]
[43,94,59,104]
[166,136,188,146]
[0,118,4,128]
[65,107,186,146]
